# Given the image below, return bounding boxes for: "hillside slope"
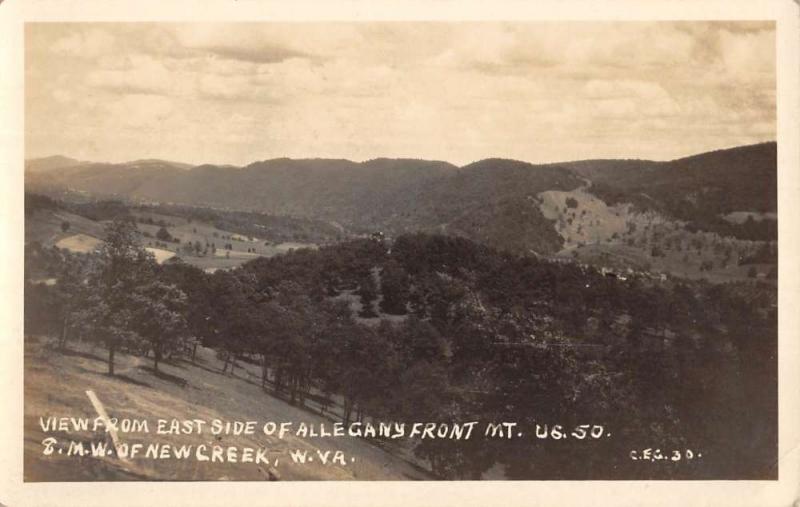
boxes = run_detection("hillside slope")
[26,142,776,256]
[24,339,430,481]
[27,157,582,254]
[566,142,777,219]
[25,155,86,174]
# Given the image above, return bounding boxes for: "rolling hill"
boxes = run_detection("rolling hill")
[27,157,582,254]
[24,155,86,174]
[565,142,777,219]
[25,142,777,256]
[24,195,328,274]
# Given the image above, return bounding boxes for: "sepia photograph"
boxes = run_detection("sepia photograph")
[4,3,795,500]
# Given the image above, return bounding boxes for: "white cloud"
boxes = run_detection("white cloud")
[104,94,176,129]
[26,22,776,165]
[718,28,775,81]
[86,54,175,95]
[172,24,310,63]
[583,79,669,101]
[52,28,116,59]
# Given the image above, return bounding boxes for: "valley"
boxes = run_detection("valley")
[26,198,322,272]
[23,141,779,480]
[16,19,783,489]
[26,142,777,282]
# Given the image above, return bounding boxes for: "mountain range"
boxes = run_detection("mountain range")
[25,142,777,255]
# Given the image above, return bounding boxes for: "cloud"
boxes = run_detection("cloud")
[718,28,775,80]
[172,24,309,63]
[85,54,179,95]
[51,27,116,59]
[104,94,175,129]
[26,22,776,166]
[430,24,558,73]
[196,44,305,64]
[582,79,670,101]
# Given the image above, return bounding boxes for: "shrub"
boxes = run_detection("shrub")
[156,227,172,242]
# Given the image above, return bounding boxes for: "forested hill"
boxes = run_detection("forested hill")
[26,142,776,255]
[27,157,582,254]
[566,142,777,219]
[196,232,780,479]
[25,230,778,479]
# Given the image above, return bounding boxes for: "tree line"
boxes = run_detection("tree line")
[25,222,777,479]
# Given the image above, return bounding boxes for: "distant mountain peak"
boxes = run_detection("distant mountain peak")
[25,155,86,173]
[123,159,195,170]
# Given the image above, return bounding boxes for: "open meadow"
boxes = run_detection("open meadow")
[24,336,430,481]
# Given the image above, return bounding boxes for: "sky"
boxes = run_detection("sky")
[25,22,775,167]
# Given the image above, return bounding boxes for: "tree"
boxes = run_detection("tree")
[268,282,320,406]
[307,301,361,412]
[332,322,399,424]
[156,227,172,242]
[82,219,156,375]
[159,262,212,333]
[60,220,71,233]
[379,259,410,315]
[53,251,91,350]
[130,280,188,371]
[205,271,259,376]
[392,316,448,366]
[356,270,378,317]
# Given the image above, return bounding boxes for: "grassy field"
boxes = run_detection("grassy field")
[723,211,778,224]
[144,247,176,264]
[131,211,318,270]
[27,195,773,282]
[26,208,317,271]
[538,187,774,282]
[24,337,431,481]
[558,242,774,283]
[26,209,106,247]
[55,233,103,254]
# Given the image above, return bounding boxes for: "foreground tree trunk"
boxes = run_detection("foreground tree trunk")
[261,354,269,389]
[108,344,115,375]
[59,314,70,350]
[343,398,352,425]
[290,376,297,405]
[297,374,307,407]
[221,352,230,374]
[153,346,161,372]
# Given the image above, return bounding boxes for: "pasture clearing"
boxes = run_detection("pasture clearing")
[26,209,106,247]
[145,247,176,264]
[131,210,318,271]
[24,337,430,481]
[55,233,103,253]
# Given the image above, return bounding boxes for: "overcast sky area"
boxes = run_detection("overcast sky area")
[25,22,775,167]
